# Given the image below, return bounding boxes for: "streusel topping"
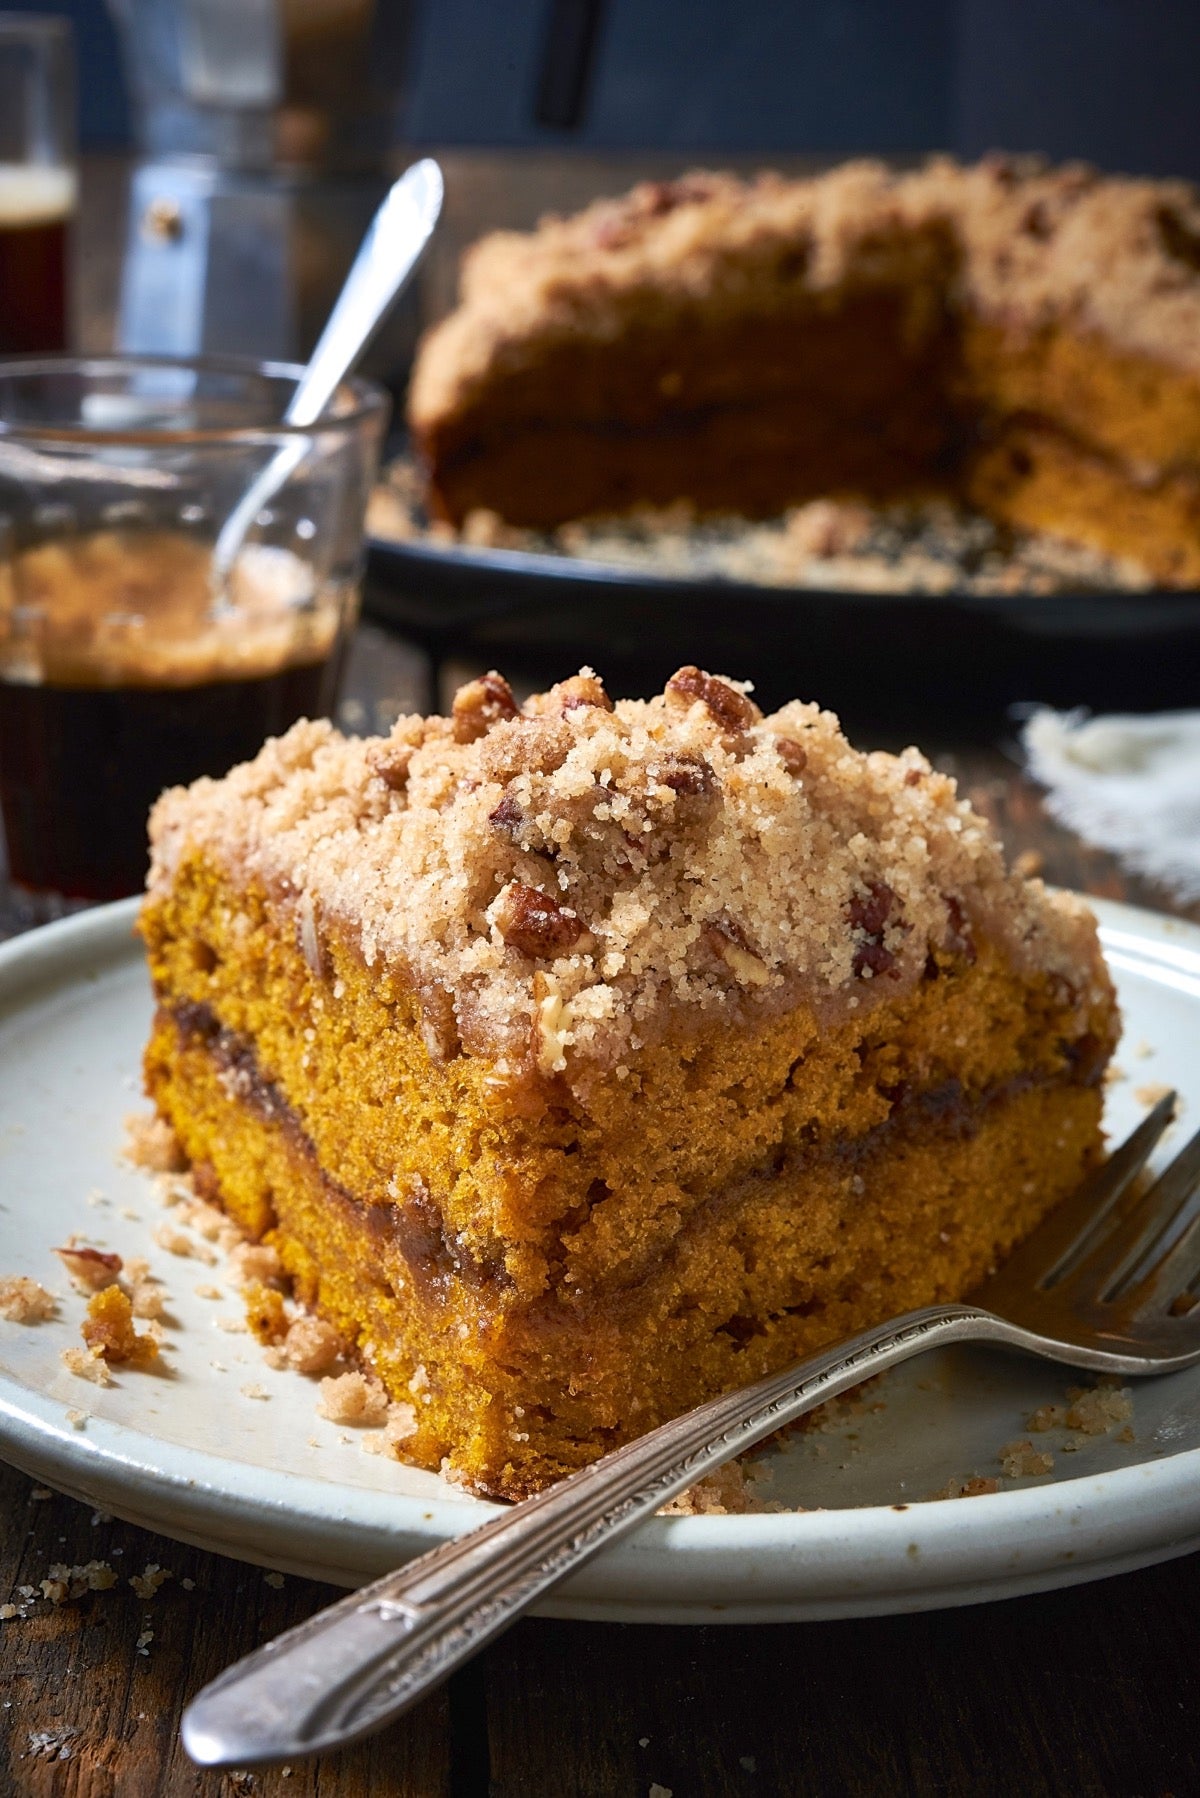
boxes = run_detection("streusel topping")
[411,156,1200,431]
[147,668,1107,1078]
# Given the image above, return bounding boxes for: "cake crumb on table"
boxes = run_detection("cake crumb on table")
[39,1560,118,1604]
[1134,1082,1177,1109]
[128,1563,173,1600]
[0,1275,57,1322]
[263,1571,285,1589]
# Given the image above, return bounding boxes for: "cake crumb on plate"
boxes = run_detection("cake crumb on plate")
[0,1274,57,1322]
[60,1345,112,1386]
[122,1112,186,1174]
[81,1286,159,1368]
[1065,1385,1134,1434]
[927,1475,1002,1500]
[152,1221,216,1264]
[317,1370,390,1425]
[998,1439,1055,1478]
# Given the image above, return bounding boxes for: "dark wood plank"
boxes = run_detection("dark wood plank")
[0,1459,452,1798]
[484,1554,1200,1798]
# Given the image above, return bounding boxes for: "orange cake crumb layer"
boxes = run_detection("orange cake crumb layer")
[409,157,1200,578]
[141,667,1118,1497]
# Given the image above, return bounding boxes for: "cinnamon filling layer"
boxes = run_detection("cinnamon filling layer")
[162,998,1101,1311]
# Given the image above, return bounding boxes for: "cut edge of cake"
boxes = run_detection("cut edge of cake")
[407,156,1200,579]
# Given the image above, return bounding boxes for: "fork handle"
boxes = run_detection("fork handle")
[183,1303,1021,1767]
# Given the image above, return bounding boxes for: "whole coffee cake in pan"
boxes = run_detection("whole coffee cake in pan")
[411,156,1200,582]
[140,667,1118,1498]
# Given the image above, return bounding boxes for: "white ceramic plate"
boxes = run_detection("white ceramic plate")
[1,897,1199,1623]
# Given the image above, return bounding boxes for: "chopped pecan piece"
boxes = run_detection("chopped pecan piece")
[452,671,519,743]
[553,671,613,714]
[847,881,901,980]
[1021,199,1054,240]
[650,752,716,797]
[367,741,415,792]
[665,666,761,734]
[488,793,523,833]
[853,940,899,979]
[495,882,585,960]
[55,1245,123,1294]
[534,981,574,1076]
[705,920,772,987]
[847,881,895,939]
[774,737,808,776]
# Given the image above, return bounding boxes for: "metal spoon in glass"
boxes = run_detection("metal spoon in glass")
[209,157,443,597]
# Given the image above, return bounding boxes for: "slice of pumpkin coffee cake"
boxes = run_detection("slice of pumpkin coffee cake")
[140,665,1117,1498]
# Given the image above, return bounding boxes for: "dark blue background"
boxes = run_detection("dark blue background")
[13,0,1200,178]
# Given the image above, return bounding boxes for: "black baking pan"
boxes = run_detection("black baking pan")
[363,534,1200,740]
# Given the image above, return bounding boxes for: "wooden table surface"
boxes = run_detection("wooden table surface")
[4,153,1200,1797]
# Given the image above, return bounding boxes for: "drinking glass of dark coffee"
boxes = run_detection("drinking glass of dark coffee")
[0,15,75,355]
[0,355,387,905]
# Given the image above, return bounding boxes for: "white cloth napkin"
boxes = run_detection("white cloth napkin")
[1022,709,1200,902]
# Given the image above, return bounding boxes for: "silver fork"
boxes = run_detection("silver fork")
[183,1092,1200,1769]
